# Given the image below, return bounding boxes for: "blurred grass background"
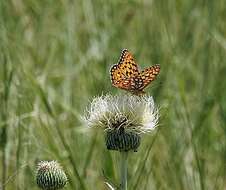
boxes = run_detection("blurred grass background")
[1,0,226,189]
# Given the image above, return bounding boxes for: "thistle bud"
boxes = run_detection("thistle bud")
[105,128,141,152]
[36,161,67,190]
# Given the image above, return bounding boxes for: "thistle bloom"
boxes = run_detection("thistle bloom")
[36,161,67,190]
[85,94,158,152]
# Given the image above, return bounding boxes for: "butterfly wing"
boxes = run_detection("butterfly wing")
[137,64,160,91]
[111,78,134,90]
[110,49,139,90]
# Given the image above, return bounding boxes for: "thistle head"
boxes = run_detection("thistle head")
[36,161,67,190]
[85,94,159,152]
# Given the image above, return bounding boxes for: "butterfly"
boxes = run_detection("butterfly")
[110,49,160,95]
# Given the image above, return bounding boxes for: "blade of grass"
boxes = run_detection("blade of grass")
[25,73,87,190]
[38,85,87,190]
[82,131,98,178]
[0,55,14,190]
[130,130,159,189]
[179,81,205,190]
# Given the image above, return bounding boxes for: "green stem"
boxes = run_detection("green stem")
[120,152,128,190]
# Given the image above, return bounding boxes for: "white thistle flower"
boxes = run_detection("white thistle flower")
[85,94,158,134]
[85,94,159,152]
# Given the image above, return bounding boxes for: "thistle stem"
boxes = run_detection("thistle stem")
[120,152,128,190]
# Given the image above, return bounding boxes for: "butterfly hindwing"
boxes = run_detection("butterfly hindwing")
[138,65,160,90]
[113,78,133,90]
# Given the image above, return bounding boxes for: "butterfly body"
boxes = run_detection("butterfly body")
[110,49,160,95]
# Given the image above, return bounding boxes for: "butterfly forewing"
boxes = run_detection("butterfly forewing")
[110,49,139,87]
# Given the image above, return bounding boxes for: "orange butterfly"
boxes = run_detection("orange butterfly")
[110,49,160,95]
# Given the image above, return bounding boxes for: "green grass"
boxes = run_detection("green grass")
[1,0,226,189]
